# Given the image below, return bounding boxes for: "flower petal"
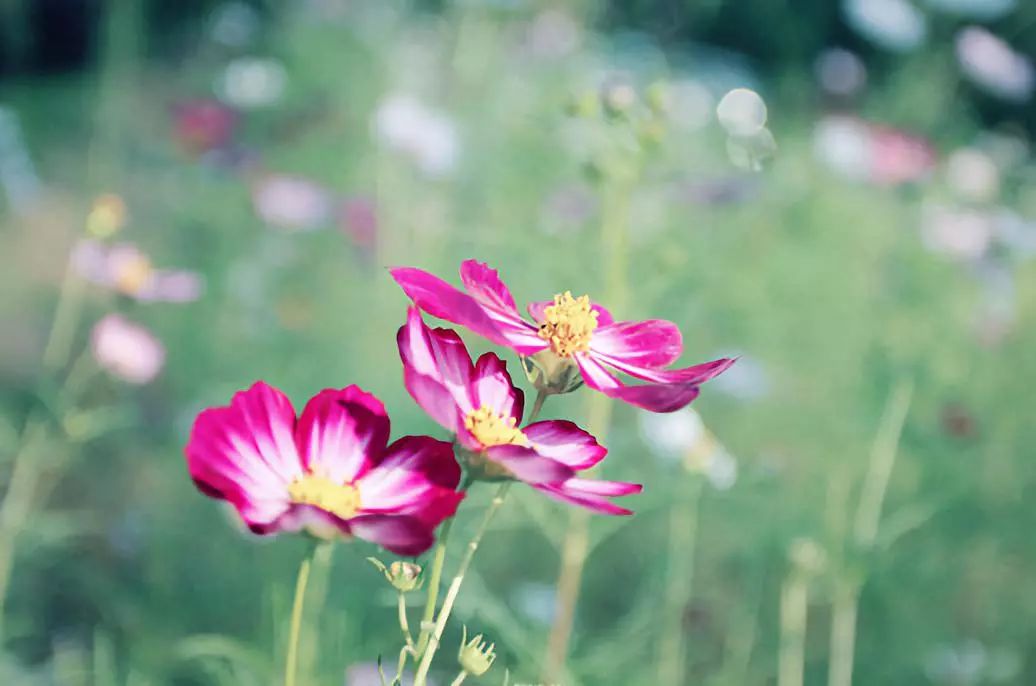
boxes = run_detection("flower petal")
[459,259,519,314]
[591,319,683,368]
[398,307,475,419]
[533,478,643,515]
[576,353,703,413]
[484,445,576,483]
[185,381,301,531]
[295,386,390,483]
[523,420,606,470]
[357,436,463,527]
[472,353,524,422]
[599,353,736,386]
[348,514,437,556]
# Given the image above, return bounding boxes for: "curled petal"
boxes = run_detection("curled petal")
[295,386,390,483]
[460,259,519,314]
[185,381,300,531]
[484,445,576,484]
[591,319,683,369]
[576,353,702,413]
[348,514,436,556]
[534,478,643,515]
[357,436,463,528]
[266,504,352,538]
[523,420,606,470]
[472,353,524,423]
[595,353,737,386]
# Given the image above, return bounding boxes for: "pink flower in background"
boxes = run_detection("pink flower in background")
[252,174,332,231]
[373,94,459,177]
[73,240,204,303]
[172,99,237,155]
[185,382,463,555]
[391,261,734,413]
[921,203,993,261]
[91,314,166,384]
[340,196,379,251]
[398,308,641,514]
[813,115,934,185]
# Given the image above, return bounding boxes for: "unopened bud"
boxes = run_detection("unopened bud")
[367,558,424,592]
[523,351,584,396]
[788,538,826,576]
[86,194,127,238]
[458,626,496,677]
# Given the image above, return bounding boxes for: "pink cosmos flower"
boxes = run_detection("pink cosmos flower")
[91,314,166,384]
[398,308,642,515]
[185,382,464,556]
[73,240,204,303]
[391,261,734,413]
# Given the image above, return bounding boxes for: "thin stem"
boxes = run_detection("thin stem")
[450,670,469,686]
[398,593,415,650]
[285,541,320,686]
[529,390,548,423]
[413,483,511,686]
[656,477,703,685]
[778,574,808,686]
[827,580,858,686]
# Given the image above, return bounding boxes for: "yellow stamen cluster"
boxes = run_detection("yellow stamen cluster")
[114,253,153,295]
[287,473,361,520]
[537,291,599,357]
[464,406,527,448]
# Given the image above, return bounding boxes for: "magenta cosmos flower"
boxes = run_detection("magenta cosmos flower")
[391,260,734,413]
[398,307,641,515]
[185,382,463,556]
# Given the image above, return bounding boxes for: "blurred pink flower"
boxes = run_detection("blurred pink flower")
[252,174,332,231]
[392,260,734,412]
[73,240,204,303]
[91,314,166,384]
[172,99,237,155]
[813,115,934,185]
[373,94,459,177]
[185,383,464,555]
[920,203,993,261]
[956,27,1034,102]
[339,196,378,250]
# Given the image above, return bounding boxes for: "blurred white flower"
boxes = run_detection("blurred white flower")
[216,57,287,109]
[993,209,1036,258]
[639,408,738,490]
[955,27,1034,102]
[923,639,1021,685]
[920,202,994,261]
[813,116,871,181]
[526,8,581,59]
[726,127,777,171]
[813,115,933,185]
[924,0,1016,19]
[815,48,867,97]
[716,88,767,137]
[945,148,1000,203]
[373,94,459,177]
[0,106,42,215]
[91,314,165,384]
[843,0,926,52]
[72,240,204,303]
[252,174,332,231]
[208,2,260,47]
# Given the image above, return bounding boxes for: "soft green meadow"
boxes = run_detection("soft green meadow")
[1,3,1034,685]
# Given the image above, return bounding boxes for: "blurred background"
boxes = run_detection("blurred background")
[1,1,1035,684]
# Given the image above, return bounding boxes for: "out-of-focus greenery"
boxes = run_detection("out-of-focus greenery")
[1,2,1035,685]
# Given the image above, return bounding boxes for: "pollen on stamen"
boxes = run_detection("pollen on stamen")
[537,290,599,357]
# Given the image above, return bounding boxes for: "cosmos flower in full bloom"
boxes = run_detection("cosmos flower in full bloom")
[391,260,734,413]
[398,307,642,514]
[185,382,464,555]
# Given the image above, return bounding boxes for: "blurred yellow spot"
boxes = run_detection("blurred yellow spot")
[464,406,526,448]
[86,194,127,238]
[538,291,598,357]
[287,473,361,520]
[114,253,153,295]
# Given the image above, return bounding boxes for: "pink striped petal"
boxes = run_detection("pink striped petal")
[595,353,737,386]
[591,319,683,368]
[185,382,300,532]
[402,369,465,434]
[356,436,463,527]
[533,478,643,515]
[528,300,614,327]
[460,260,519,314]
[472,353,524,423]
[523,420,606,470]
[348,514,437,556]
[398,308,475,416]
[266,504,352,539]
[484,445,576,483]
[575,353,702,413]
[295,386,390,483]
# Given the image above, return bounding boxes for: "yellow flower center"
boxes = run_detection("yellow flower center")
[464,406,527,448]
[537,291,598,357]
[114,254,153,295]
[287,472,361,520]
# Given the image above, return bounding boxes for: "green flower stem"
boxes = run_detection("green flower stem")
[413,482,512,686]
[656,475,704,685]
[414,479,468,657]
[778,572,808,686]
[285,541,324,686]
[450,670,469,686]
[398,592,415,651]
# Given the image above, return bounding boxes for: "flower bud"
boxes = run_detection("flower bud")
[523,351,584,396]
[86,194,127,238]
[788,538,826,577]
[458,626,496,677]
[367,557,424,593]
[565,91,599,120]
